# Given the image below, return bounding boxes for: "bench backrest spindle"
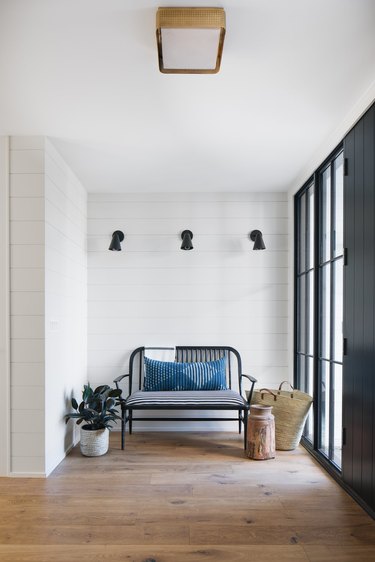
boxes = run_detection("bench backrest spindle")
[129,346,243,393]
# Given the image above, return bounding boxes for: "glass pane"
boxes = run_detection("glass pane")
[332,364,342,468]
[304,356,314,442]
[298,193,306,273]
[321,265,331,359]
[333,152,344,258]
[307,270,314,355]
[297,354,305,391]
[297,275,306,353]
[320,360,330,456]
[307,185,315,269]
[321,166,331,263]
[333,258,343,362]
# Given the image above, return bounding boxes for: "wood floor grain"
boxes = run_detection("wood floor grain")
[0,431,374,562]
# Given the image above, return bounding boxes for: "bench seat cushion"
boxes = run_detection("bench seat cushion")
[125,389,247,409]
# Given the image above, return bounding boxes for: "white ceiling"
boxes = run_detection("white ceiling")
[0,0,374,192]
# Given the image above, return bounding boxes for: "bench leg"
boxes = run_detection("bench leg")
[243,409,248,451]
[129,410,133,434]
[121,406,126,450]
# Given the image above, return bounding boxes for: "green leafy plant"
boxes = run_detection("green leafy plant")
[65,383,122,431]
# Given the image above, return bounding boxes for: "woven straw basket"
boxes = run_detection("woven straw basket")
[251,382,313,450]
[80,426,109,457]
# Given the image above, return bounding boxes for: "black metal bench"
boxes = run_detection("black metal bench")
[114,346,257,450]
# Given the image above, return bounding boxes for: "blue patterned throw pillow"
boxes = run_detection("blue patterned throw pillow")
[143,357,227,391]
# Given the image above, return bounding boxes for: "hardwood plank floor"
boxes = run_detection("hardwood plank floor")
[0,431,374,562]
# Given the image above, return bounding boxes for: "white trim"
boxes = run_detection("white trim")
[289,80,375,196]
[0,137,10,476]
[9,472,46,478]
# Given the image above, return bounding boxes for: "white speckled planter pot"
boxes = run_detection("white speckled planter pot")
[80,426,109,457]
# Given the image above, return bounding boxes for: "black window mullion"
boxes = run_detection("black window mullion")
[328,160,336,461]
[305,190,310,391]
[314,171,322,451]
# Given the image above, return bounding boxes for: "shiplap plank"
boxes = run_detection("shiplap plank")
[88,217,288,236]
[88,266,287,285]
[10,364,45,387]
[88,200,288,219]
[10,245,44,269]
[88,282,288,302]
[9,150,44,174]
[10,137,45,150]
[88,299,288,319]
[10,268,45,292]
[10,197,44,221]
[87,249,287,268]
[11,316,45,339]
[89,192,288,202]
[89,314,288,340]
[10,221,45,245]
[9,174,44,197]
[88,234,288,253]
[87,348,288,370]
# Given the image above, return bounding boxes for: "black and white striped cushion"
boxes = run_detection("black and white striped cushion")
[125,389,247,408]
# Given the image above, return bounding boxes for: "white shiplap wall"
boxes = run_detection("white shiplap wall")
[0,137,10,476]
[9,136,87,476]
[44,139,87,476]
[88,192,289,430]
[9,136,46,474]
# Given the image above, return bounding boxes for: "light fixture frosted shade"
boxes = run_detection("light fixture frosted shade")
[250,230,266,250]
[156,7,226,74]
[109,230,124,251]
[181,230,194,250]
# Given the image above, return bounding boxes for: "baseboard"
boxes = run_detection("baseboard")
[9,472,46,478]
[44,436,80,477]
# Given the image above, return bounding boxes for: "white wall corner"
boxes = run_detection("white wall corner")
[44,137,88,477]
[288,80,375,197]
[0,136,10,476]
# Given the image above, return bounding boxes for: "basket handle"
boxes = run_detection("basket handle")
[258,388,278,401]
[278,380,294,398]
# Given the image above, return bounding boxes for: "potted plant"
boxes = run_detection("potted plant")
[66,383,122,456]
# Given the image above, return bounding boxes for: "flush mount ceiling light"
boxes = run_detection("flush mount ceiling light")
[156,7,226,74]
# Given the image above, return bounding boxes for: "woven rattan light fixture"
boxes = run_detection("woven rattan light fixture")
[156,7,226,74]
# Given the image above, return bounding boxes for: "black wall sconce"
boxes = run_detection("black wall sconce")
[109,230,125,251]
[249,230,266,250]
[181,230,194,250]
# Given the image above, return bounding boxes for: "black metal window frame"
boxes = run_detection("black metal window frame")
[294,143,344,472]
[294,179,315,444]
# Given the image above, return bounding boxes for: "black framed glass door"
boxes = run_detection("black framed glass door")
[295,181,315,444]
[295,147,344,470]
[318,152,344,468]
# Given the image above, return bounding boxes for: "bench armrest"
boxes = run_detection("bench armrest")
[113,373,132,403]
[113,373,130,384]
[241,373,257,384]
[240,373,257,405]
[113,374,131,399]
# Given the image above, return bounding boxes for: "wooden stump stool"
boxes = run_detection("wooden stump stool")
[247,404,275,460]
